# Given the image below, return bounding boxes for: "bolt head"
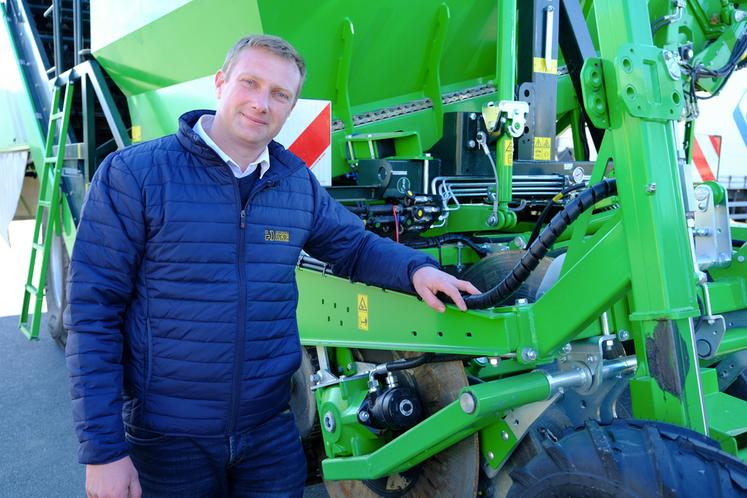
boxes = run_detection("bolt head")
[323,411,336,432]
[586,354,596,364]
[619,329,630,341]
[459,392,477,414]
[522,348,538,362]
[358,410,370,422]
[487,451,495,460]
[501,431,510,441]
[561,343,572,355]
[646,183,657,193]
[738,255,745,263]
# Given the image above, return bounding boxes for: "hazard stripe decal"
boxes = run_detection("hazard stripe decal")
[288,103,331,168]
[708,135,722,156]
[692,138,716,182]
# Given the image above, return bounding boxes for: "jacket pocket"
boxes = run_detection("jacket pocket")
[124,425,168,446]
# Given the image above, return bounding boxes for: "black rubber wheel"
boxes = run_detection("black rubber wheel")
[460,250,553,305]
[45,229,69,349]
[506,419,747,498]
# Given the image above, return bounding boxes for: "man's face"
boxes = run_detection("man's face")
[214,47,301,149]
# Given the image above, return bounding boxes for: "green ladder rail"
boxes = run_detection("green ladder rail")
[19,80,75,340]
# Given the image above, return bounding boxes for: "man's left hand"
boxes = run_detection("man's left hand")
[412,266,481,312]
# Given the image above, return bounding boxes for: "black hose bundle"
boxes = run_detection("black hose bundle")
[685,34,747,101]
[464,178,617,309]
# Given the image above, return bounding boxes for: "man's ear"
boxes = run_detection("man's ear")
[215,70,225,99]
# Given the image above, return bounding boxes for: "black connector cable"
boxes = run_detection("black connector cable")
[526,183,588,247]
[407,233,513,257]
[464,178,618,310]
[377,353,473,376]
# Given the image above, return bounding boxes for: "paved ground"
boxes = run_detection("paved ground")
[0,220,328,497]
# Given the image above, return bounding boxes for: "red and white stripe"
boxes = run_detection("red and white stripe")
[275,99,332,186]
[692,134,722,182]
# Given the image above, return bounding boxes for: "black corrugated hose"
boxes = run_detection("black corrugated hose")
[464,178,617,309]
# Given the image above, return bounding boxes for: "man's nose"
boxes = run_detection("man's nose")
[250,90,270,113]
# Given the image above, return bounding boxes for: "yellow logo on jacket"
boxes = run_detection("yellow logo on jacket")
[264,229,290,242]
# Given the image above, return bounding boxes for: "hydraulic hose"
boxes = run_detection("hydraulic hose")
[372,353,473,378]
[407,233,511,257]
[464,178,617,309]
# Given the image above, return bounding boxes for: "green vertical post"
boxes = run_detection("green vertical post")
[496,0,517,228]
[593,0,707,434]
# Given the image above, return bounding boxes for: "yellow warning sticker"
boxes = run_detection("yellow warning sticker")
[533,137,552,161]
[357,294,368,331]
[503,140,514,166]
[533,57,558,74]
[131,125,142,143]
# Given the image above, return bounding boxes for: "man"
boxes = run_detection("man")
[65,34,479,498]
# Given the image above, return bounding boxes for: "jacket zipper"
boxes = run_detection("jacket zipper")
[227,175,276,434]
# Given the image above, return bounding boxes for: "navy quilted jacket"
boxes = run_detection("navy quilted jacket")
[64,110,436,465]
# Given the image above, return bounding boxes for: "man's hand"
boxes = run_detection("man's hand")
[86,456,141,498]
[412,266,481,312]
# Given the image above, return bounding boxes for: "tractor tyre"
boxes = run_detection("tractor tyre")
[460,250,553,305]
[505,419,747,498]
[45,224,70,349]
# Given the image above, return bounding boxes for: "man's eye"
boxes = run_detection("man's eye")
[243,79,256,87]
[274,91,291,101]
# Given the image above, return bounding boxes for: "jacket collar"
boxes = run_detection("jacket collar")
[176,110,306,180]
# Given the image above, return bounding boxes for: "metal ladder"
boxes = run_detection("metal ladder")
[19,80,74,340]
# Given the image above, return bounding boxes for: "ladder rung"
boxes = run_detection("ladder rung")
[50,111,65,121]
[19,323,33,340]
[38,200,51,208]
[25,284,40,296]
[44,157,59,163]
[32,242,44,251]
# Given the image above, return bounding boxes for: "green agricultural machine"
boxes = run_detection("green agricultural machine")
[3,0,747,495]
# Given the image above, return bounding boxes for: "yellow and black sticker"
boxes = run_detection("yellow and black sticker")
[533,137,552,161]
[357,294,368,331]
[131,125,142,143]
[503,140,514,166]
[533,57,558,74]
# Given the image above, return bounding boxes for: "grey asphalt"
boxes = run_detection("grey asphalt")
[0,314,327,498]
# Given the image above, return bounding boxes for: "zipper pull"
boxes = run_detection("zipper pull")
[240,209,246,229]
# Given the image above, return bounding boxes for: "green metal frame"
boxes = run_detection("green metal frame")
[295,0,747,481]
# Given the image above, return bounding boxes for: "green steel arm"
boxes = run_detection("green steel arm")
[321,371,550,480]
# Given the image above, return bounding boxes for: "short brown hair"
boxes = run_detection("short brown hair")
[222,34,306,93]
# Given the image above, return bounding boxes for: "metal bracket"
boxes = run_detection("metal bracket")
[693,183,732,270]
[716,350,747,391]
[558,334,616,394]
[694,314,727,359]
[613,44,685,122]
[580,58,610,128]
[310,346,343,390]
[481,100,529,138]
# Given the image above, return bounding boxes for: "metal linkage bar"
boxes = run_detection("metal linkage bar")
[322,355,637,480]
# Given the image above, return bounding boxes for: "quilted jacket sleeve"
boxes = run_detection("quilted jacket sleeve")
[64,152,145,464]
[303,170,437,292]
